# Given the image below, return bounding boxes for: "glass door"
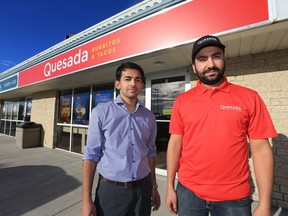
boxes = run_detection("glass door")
[146,70,190,175]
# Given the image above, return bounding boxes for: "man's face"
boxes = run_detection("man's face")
[192,46,225,87]
[115,68,143,100]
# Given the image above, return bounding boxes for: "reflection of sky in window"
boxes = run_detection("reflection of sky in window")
[152,81,185,99]
[152,81,185,116]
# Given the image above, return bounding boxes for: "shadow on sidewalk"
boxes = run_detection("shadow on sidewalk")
[0,165,81,216]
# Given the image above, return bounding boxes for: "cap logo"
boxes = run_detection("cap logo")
[197,37,218,45]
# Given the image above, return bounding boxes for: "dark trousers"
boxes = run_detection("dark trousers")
[94,175,152,216]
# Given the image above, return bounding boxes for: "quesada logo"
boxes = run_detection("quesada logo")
[219,105,242,111]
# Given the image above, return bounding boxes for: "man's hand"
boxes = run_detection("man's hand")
[151,188,161,211]
[81,198,97,216]
[165,188,178,215]
[253,204,271,216]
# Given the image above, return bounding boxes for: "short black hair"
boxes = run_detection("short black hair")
[115,62,145,82]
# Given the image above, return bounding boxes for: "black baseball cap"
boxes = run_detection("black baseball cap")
[192,35,225,63]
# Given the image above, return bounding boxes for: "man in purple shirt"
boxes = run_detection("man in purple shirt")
[81,62,161,216]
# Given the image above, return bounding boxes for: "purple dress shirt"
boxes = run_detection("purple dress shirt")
[83,95,157,182]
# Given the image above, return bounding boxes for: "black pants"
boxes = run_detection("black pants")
[94,175,152,216]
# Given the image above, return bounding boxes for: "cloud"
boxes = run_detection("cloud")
[0,59,15,67]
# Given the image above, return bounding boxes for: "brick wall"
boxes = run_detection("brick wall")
[31,90,58,149]
[190,49,288,208]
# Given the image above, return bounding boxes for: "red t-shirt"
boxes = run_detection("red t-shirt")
[169,77,277,201]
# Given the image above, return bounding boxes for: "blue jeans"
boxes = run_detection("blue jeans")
[176,182,252,216]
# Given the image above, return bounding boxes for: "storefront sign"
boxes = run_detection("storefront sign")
[0,75,18,92]
[18,0,270,87]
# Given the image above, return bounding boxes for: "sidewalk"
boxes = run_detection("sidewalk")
[0,134,287,216]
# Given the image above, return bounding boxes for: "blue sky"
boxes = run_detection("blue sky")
[0,0,143,73]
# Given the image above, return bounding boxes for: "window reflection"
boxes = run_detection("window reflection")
[155,122,170,169]
[72,127,88,154]
[56,126,70,151]
[151,76,185,120]
[0,98,31,137]
[151,76,186,170]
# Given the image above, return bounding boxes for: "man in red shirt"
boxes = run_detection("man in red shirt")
[165,35,277,216]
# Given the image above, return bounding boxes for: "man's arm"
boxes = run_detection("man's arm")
[81,159,97,216]
[250,138,274,216]
[165,134,183,215]
[148,157,161,211]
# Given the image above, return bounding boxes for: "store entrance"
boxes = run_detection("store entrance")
[146,71,190,174]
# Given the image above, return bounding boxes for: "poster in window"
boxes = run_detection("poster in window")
[60,95,71,123]
[94,90,113,107]
[74,93,89,125]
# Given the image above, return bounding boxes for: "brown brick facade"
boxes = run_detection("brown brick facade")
[30,90,58,149]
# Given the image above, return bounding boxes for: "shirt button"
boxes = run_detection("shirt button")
[132,160,135,163]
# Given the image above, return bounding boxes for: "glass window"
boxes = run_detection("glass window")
[25,99,32,121]
[151,76,186,170]
[2,102,7,119]
[151,76,185,120]
[12,101,18,120]
[6,101,13,120]
[10,122,17,136]
[59,93,72,124]
[0,98,32,137]
[93,89,114,108]
[138,88,145,106]
[92,83,114,108]
[56,126,70,151]
[5,121,11,135]
[18,100,25,121]
[72,127,88,154]
[57,84,115,153]
[73,91,90,125]
[0,121,5,133]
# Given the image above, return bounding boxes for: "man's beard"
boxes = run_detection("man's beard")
[195,63,225,85]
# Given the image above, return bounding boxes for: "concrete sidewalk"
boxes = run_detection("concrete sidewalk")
[0,134,287,216]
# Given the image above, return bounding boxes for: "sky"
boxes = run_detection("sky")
[0,0,143,73]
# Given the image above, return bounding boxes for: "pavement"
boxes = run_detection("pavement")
[0,134,287,216]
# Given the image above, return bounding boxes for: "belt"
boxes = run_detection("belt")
[99,174,149,188]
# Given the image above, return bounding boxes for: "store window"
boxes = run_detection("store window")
[73,90,90,125]
[18,100,25,121]
[56,83,114,154]
[56,125,70,151]
[92,83,115,108]
[0,98,31,137]
[147,74,188,171]
[25,99,32,121]
[72,127,88,154]
[92,89,114,108]
[59,90,72,124]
